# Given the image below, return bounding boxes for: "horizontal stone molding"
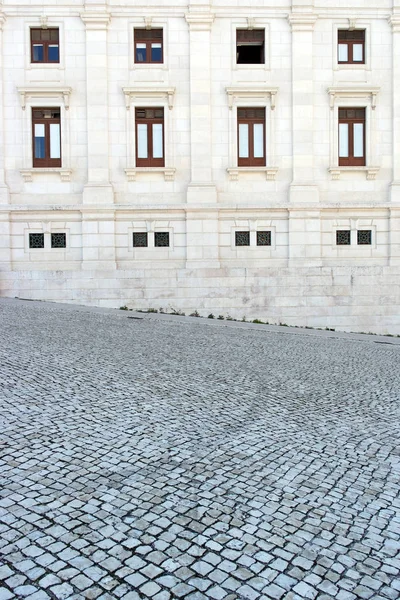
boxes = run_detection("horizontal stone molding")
[20,168,72,183]
[80,12,111,29]
[227,167,279,181]
[17,86,72,111]
[122,86,176,110]
[328,86,380,111]
[226,86,278,110]
[124,167,176,182]
[328,166,380,181]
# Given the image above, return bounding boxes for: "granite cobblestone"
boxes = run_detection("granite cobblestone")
[0,299,400,599]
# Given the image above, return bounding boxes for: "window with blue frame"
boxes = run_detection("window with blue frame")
[134,29,163,64]
[31,28,59,63]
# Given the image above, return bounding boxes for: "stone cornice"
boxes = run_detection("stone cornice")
[288,13,318,31]
[80,11,110,29]
[17,86,72,110]
[0,13,5,30]
[122,86,175,110]
[226,86,278,110]
[389,15,400,32]
[327,86,380,110]
[185,11,214,31]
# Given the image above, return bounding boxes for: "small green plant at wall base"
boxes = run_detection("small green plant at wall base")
[253,319,263,324]
[226,315,234,321]
[208,313,215,319]
[190,310,201,317]
[119,305,128,311]
[218,315,225,320]
[242,316,247,322]
[170,307,185,316]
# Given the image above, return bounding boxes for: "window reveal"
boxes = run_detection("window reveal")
[236,29,265,64]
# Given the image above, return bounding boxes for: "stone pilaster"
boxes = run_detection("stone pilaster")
[0,11,9,205]
[185,2,217,205]
[389,11,400,264]
[81,2,115,269]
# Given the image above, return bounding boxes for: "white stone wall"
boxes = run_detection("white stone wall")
[0,0,400,334]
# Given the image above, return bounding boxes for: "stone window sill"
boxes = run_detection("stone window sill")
[125,167,176,182]
[328,166,379,181]
[227,167,278,181]
[20,168,72,182]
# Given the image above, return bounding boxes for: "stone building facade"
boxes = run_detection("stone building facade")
[1,0,400,334]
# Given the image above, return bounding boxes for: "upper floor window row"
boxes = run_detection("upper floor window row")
[29,26,366,68]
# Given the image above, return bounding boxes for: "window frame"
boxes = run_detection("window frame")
[338,107,366,167]
[31,107,62,168]
[237,107,266,167]
[337,29,365,65]
[134,28,163,65]
[236,29,265,65]
[332,22,371,72]
[30,28,60,64]
[135,107,165,168]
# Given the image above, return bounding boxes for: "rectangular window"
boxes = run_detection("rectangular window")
[134,29,163,64]
[31,28,60,63]
[357,230,372,245]
[338,108,365,167]
[236,29,264,64]
[51,233,66,248]
[336,230,351,245]
[132,232,148,247]
[32,108,61,168]
[135,108,164,167]
[257,231,271,246]
[237,108,265,167]
[154,232,169,247]
[235,231,250,246]
[338,30,365,65]
[29,233,45,249]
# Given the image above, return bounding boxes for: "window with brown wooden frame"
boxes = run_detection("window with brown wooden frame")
[134,29,163,64]
[32,108,61,168]
[237,108,266,167]
[236,29,265,64]
[338,108,365,167]
[338,30,365,64]
[135,108,164,167]
[31,28,59,63]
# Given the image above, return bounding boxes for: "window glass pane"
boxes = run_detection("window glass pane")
[238,124,249,158]
[353,44,363,62]
[50,123,61,159]
[137,123,148,158]
[339,123,349,157]
[152,124,163,158]
[151,43,162,62]
[353,123,364,157]
[33,44,44,61]
[338,44,348,62]
[253,123,264,158]
[48,45,59,61]
[34,124,45,158]
[135,43,146,62]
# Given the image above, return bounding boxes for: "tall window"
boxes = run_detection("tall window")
[31,28,59,63]
[237,108,265,167]
[134,29,163,64]
[236,30,265,64]
[135,108,164,167]
[338,30,365,64]
[32,108,61,168]
[338,108,365,167]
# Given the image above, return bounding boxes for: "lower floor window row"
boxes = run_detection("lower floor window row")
[235,231,272,246]
[336,230,372,245]
[29,232,66,248]
[133,231,169,247]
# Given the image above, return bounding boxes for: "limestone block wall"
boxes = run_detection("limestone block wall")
[0,0,400,334]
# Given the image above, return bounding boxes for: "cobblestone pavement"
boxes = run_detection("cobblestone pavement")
[1,299,400,600]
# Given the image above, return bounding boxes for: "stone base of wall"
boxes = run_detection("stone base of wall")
[1,265,399,335]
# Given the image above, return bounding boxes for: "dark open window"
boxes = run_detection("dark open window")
[135,108,164,167]
[338,30,365,64]
[32,108,61,168]
[237,108,265,167]
[31,28,59,63]
[236,29,264,64]
[338,108,365,167]
[134,29,163,63]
